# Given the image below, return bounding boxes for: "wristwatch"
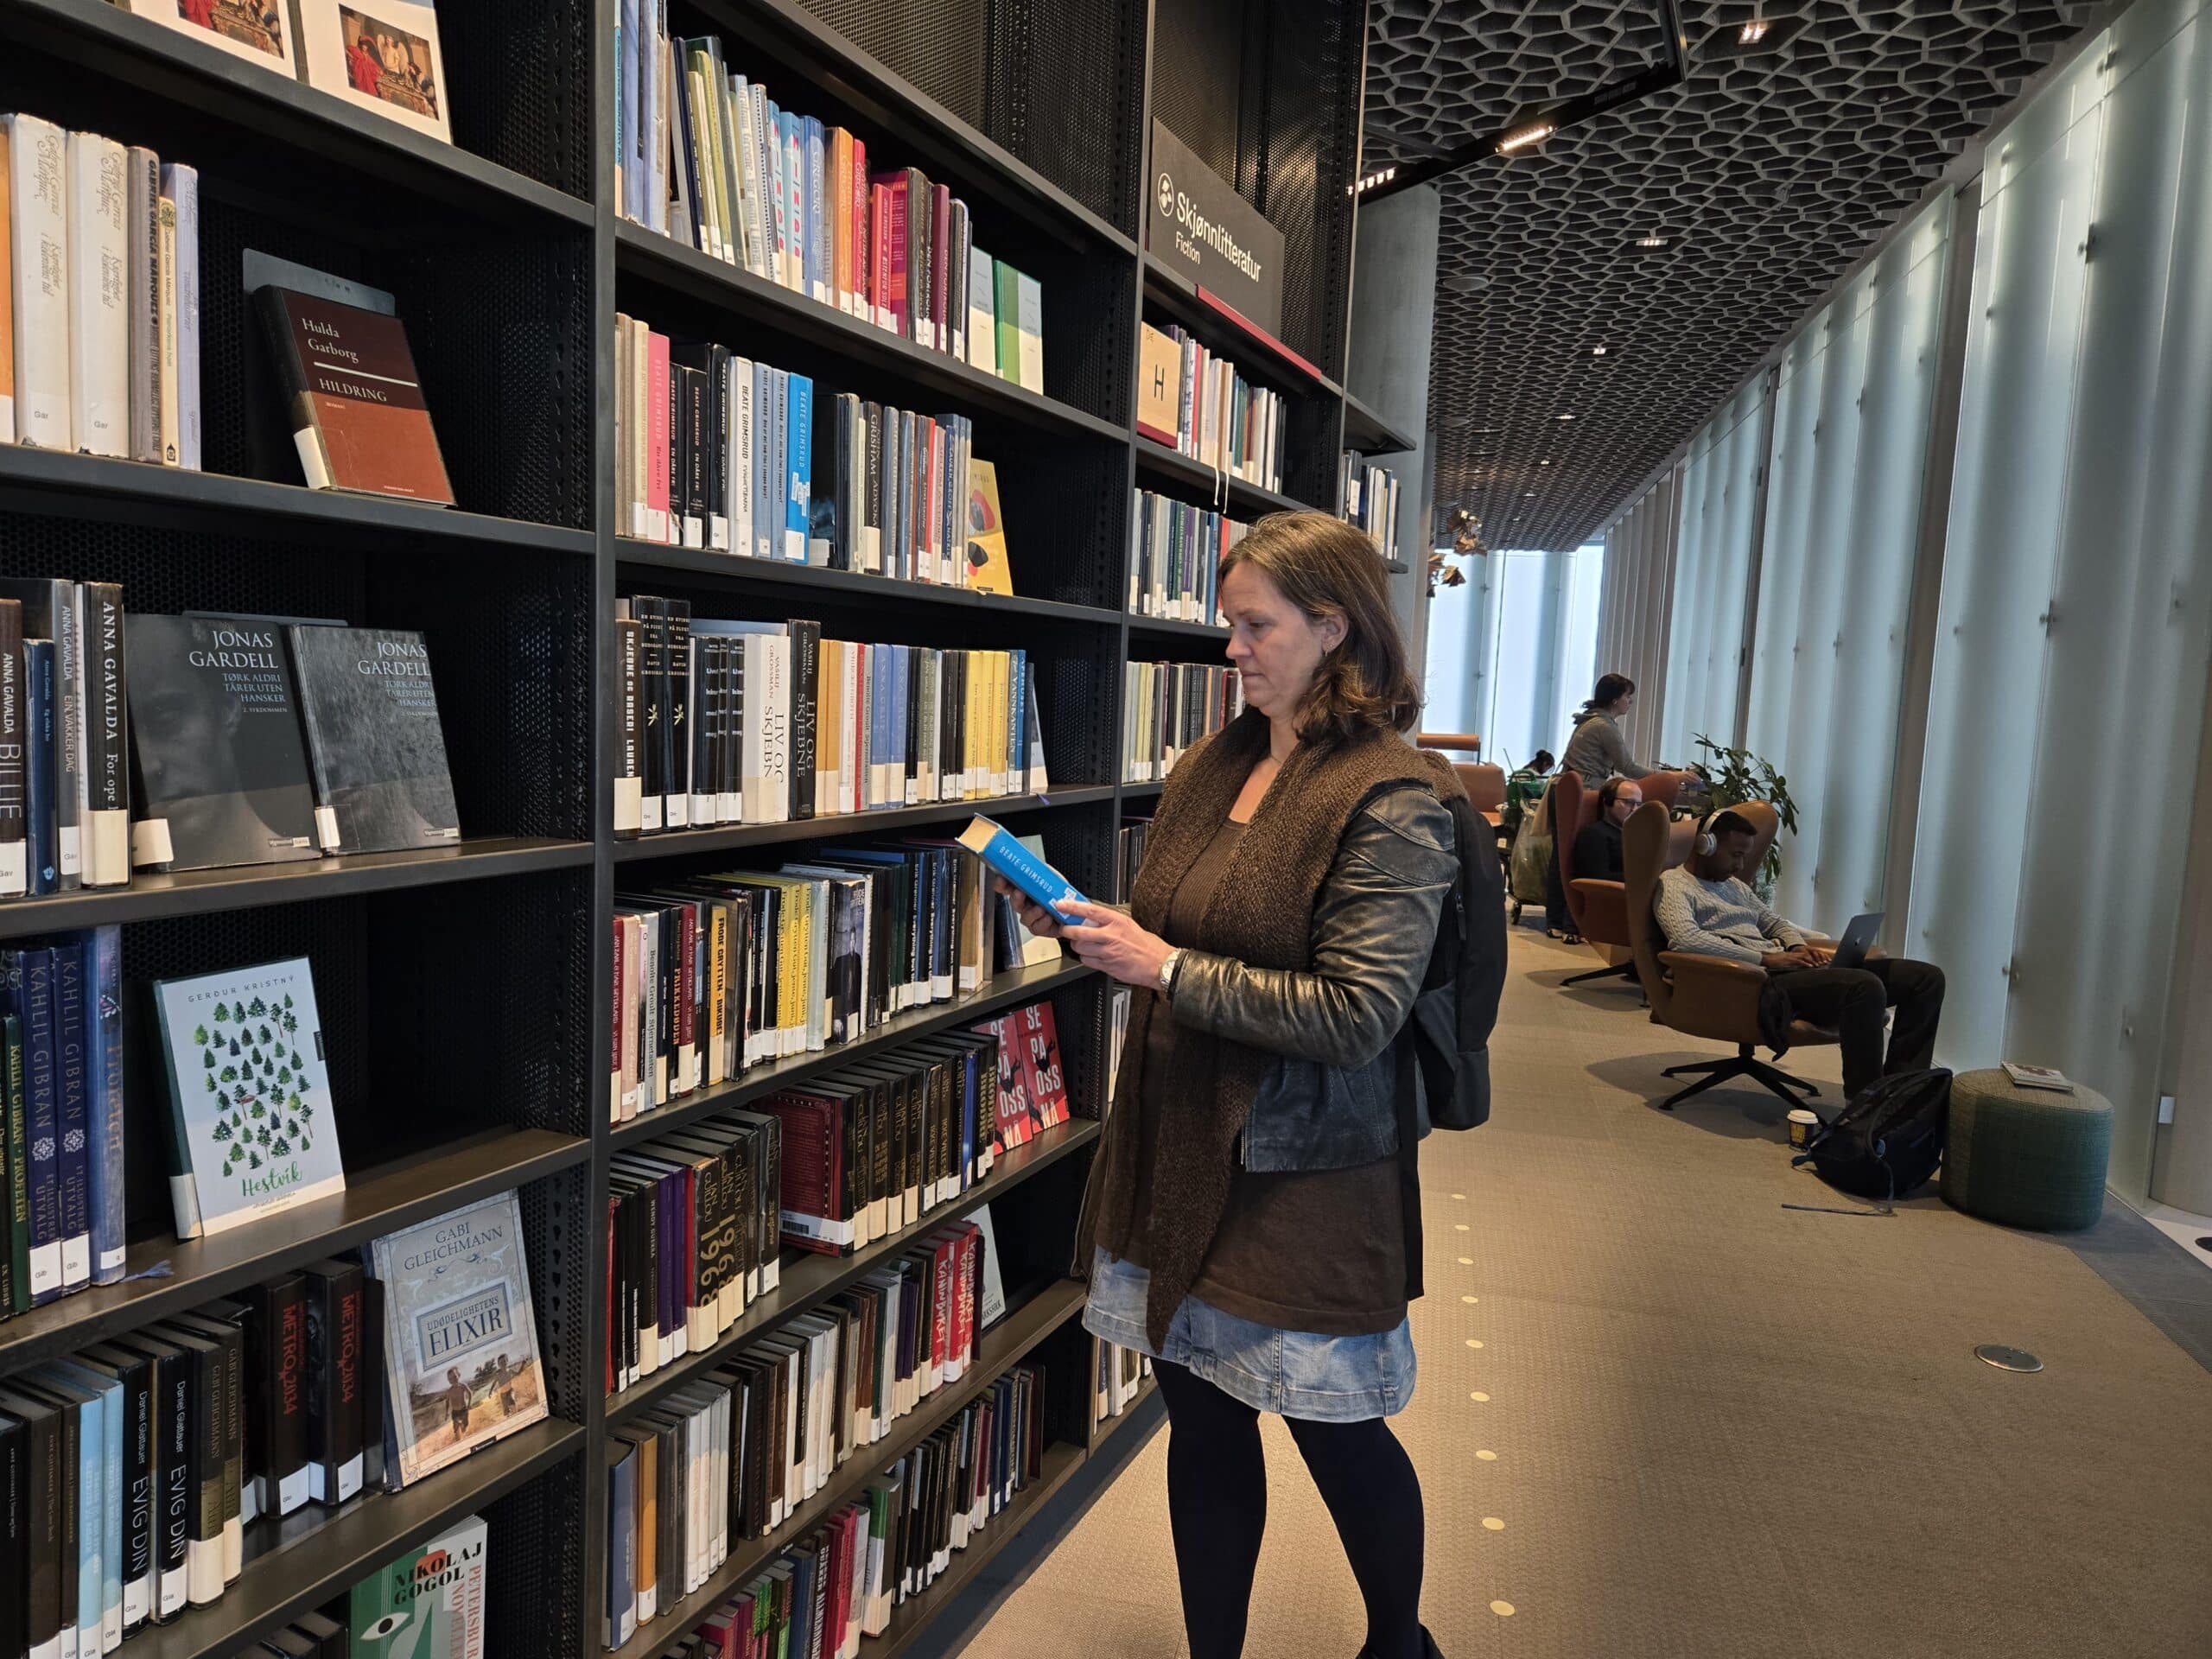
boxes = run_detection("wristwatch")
[1157,948,1183,999]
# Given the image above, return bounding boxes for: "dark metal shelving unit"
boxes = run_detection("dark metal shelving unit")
[0,0,1377,1652]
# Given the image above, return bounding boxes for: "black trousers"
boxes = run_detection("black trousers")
[1770,956,1946,1100]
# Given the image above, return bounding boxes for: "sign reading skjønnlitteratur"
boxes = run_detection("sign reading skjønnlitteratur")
[1146,120,1287,340]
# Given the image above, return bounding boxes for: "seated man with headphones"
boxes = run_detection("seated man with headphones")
[1655,809,1946,1101]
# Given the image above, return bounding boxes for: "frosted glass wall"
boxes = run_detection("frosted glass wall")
[1911,0,2212,1197]
[1745,196,1954,934]
[1657,378,1769,765]
[1550,543,1605,759]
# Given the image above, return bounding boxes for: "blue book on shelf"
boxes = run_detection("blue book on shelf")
[771,368,791,560]
[868,644,891,808]
[892,644,912,804]
[786,372,814,562]
[29,1370,104,1654]
[82,926,124,1284]
[42,1356,123,1648]
[6,949,62,1304]
[805,115,828,302]
[957,816,1088,925]
[1009,647,1027,794]
[753,359,774,559]
[51,938,90,1294]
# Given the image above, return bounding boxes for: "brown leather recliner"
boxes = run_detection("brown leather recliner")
[1622,799,1837,1109]
[1416,731,1483,756]
[1636,769,1696,811]
[1452,762,1506,835]
[1554,772,1637,990]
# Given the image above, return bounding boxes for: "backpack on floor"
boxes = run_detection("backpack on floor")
[1507,780,1554,906]
[1794,1068,1952,1199]
[1393,772,1508,1133]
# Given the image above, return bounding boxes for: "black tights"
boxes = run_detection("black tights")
[1152,1358,1426,1659]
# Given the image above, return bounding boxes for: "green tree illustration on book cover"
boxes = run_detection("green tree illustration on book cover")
[153,957,346,1238]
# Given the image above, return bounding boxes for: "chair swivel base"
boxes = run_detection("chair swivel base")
[1562,959,1638,989]
[1658,1046,1820,1110]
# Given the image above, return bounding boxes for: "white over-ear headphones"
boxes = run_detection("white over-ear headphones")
[1695,809,1723,856]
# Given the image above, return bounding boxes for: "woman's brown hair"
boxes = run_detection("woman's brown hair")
[1218,510,1421,748]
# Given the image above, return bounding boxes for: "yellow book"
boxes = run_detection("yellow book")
[818,639,844,816]
[963,648,982,799]
[965,459,1014,594]
[634,1433,658,1623]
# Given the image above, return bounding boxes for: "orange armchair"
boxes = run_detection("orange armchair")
[1553,772,1637,991]
[1416,732,1482,757]
[1622,799,1838,1109]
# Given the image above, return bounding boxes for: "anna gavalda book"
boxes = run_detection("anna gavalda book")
[126,615,321,873]
[256,283,454,503]
[369,1191,547,1488]
[288,626,461,855]
[151,957,343,1240]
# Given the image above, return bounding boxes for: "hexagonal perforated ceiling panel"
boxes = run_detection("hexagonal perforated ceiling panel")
[1364,2,2096,551]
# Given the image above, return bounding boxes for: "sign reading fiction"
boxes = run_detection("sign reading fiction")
[1146,120,1287,340]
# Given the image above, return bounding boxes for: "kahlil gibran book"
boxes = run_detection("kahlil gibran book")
[151,957,343,1239]
[287,626,461,854]
[257,283,454,503]
[369,1191,546,1488]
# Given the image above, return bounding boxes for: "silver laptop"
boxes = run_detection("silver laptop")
[1828,912,1884,970]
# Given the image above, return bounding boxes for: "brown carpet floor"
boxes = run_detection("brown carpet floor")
[957,928,2212,1657]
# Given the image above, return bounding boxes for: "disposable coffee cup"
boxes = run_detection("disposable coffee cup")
[1787,1109,1819,1147]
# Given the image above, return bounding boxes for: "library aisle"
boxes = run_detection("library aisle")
[957,931,2212,1659]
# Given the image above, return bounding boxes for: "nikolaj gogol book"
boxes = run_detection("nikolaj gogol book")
[349,1513,488,1659]
[125,614,322,873]
[287,625,461,855]
[368,1191,547,1488]
[150,957,343,1240]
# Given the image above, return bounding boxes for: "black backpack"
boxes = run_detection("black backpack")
[1395,777,1508,1134]
[1794,1068,1952,1198]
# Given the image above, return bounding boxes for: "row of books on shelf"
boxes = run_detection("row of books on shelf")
[1341,454,1402,556]
[3,116,200,468]
[1135,321,1287,494]
[614,599,1050,836]
[1115,817,1153,906]
[613,316,1017,598]
[1090,1336,1152,1433]
[0,580,461,899]
[601,1217,1025,1650]
[1122,662,1243,785]
[0,1189,541,1656]
[1128,490,1243,624]
[616,10,1046,393]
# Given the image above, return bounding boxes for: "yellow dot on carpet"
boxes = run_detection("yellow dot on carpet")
[1465,1338,1484,1350]
[1470,1390,1490,1402]
[1454,1223,1469,1231]
[1457,1256,1473,1265]
[1477,1449,1498,1460]
[1452,1192,1465,1200]
[1491,1600,1516,1617]
[1460,1294,1478,1304]
[1483,1516,1505,1530]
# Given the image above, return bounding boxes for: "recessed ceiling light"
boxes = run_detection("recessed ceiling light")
[1739,16,1770,46]
[1557,413,1575,421]
[1497,121,1555,155]
[1592,345,1608,356]
[1636,233,1667,248]
[1539,460,1550,466]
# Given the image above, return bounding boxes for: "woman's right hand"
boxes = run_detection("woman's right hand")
[994,876,1071,939]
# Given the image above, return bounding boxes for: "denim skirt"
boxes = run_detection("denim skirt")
[1082,1249,1416,1422]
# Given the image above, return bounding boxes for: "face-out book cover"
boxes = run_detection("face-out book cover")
[126,614,322,872]
[349,1513,487,1659]
[368,1192,547,1488]
[287,626,461,855]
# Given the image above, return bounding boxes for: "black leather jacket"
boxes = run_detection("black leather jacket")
[1165,785,1456,1173]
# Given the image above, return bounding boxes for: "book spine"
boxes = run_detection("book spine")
[83,926,124,1284]
[790,621,820,821]
[0,602,23,898]
[9,117,72,448]
[124,147,162,464]
[614,615,642,838]
[22,641,52,898]
[156,192,179,465]
[52,586,83,890]
[664,600,691,829]
[65,132,128,459]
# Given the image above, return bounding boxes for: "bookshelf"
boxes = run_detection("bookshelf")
[0,0,1385,1654]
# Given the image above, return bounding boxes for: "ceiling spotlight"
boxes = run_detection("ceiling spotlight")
[1497,121,1555,155]
[1557,413,1576,421]
[1636,232,1668,248]
[1592,345,1608,356]
[1739,14,1770,46]
[1540,460,1550,466]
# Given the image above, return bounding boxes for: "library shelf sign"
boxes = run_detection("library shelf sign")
[1147,119,1287,340]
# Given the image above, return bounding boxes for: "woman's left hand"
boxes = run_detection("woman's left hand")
[1056,900,1174,989]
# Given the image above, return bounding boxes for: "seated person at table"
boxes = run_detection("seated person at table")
[1502,749,1554,841]
[1654,810,1945,1100]
[1571,774,1640,882]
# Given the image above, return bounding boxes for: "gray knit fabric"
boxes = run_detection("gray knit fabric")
[1653,867,1808,963]
[1561,709,1647,785]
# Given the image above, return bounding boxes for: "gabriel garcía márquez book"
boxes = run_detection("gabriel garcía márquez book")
[368,1191,547,1487]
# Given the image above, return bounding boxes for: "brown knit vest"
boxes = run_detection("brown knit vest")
[1091,709,1452,1349]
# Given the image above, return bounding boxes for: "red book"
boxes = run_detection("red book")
[610,913,626,1125]
[672,899,696,1095]
[870,173,908,337]
[850,136,869,319]
[929,182,951,355]
[977,1014,1031,1147]
[255,285,455,502]
[951,1222,979,1371]
[760,1087,848,1254]
[646,330,671,541]
[931,1234,955,1387]
[1021,1002,1069,1126]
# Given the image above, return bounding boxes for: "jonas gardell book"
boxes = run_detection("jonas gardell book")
[369,1191,547,1489]
[257,286,454,504]
[126,615,321,874]
[287,626,461,855]
[150,957,343,1240]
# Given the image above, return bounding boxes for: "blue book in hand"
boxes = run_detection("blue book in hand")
[957,817,1088,926]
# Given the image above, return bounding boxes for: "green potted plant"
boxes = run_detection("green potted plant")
[1691,734,1798,900]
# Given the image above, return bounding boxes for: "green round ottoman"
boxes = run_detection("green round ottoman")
[1942,1068,2113,1231]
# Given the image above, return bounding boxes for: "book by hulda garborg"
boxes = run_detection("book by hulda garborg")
[287,626,461,855]
[152,957,343,1240]
[350,1513,488,1659]
[369,1192,547,1488]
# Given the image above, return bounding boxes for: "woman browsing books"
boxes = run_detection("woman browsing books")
[1000,512,1458,1659]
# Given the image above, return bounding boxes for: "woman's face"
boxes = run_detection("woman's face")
[1222,563,1343,721]
[1614,690,1636,716]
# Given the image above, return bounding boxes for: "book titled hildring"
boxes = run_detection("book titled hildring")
[255,281,454,504]
[956,817,1086,927]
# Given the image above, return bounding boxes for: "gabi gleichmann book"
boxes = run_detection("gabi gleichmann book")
[369,1192,547,1489]
[151,957,343,1240]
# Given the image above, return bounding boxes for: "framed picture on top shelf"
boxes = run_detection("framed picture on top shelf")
[289,0,453,143]
[124,0,295,71]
